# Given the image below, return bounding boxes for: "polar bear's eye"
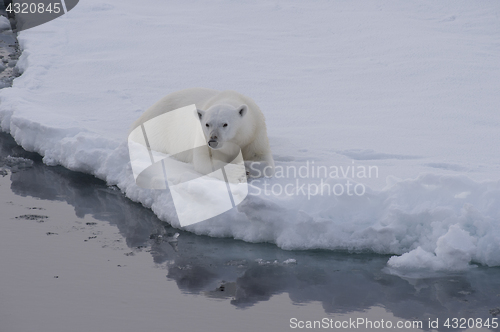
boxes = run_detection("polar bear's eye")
[223,123,228,127]
[206,123,209,127]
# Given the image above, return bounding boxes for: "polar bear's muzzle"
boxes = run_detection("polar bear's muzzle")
[208,139,220,149]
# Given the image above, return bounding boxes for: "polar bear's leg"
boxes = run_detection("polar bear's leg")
[262,152,275,177]
[240,128,274,178]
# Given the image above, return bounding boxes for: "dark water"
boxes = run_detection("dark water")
[1,131,500,331]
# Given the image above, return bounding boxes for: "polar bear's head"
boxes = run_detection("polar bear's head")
[196,104,248,150]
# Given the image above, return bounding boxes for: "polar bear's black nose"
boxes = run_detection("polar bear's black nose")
[208,140,219,148]
[210,134,218,140]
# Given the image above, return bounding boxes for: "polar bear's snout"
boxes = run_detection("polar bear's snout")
[208,139,219,149]
[208,131,220,149]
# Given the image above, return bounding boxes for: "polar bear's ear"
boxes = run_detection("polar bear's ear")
[238,105,248,117]
[196,109,205,120]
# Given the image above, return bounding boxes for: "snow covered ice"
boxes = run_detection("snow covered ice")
[0,0,499,273]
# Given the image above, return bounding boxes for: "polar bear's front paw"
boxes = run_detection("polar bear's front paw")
[223,164,247,184]
[245,161,274,178]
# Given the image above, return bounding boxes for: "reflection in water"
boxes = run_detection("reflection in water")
[1,132,499,331]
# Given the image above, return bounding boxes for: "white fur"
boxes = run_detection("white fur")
[131,88,274,177]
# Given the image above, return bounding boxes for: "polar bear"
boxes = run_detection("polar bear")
[130,88,274,178]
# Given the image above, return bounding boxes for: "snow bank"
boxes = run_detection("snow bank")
[0,16,10,31]
[1,0,499,273]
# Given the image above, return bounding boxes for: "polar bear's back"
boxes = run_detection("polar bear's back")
[130,88,218,162]
[131,88,219,131]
